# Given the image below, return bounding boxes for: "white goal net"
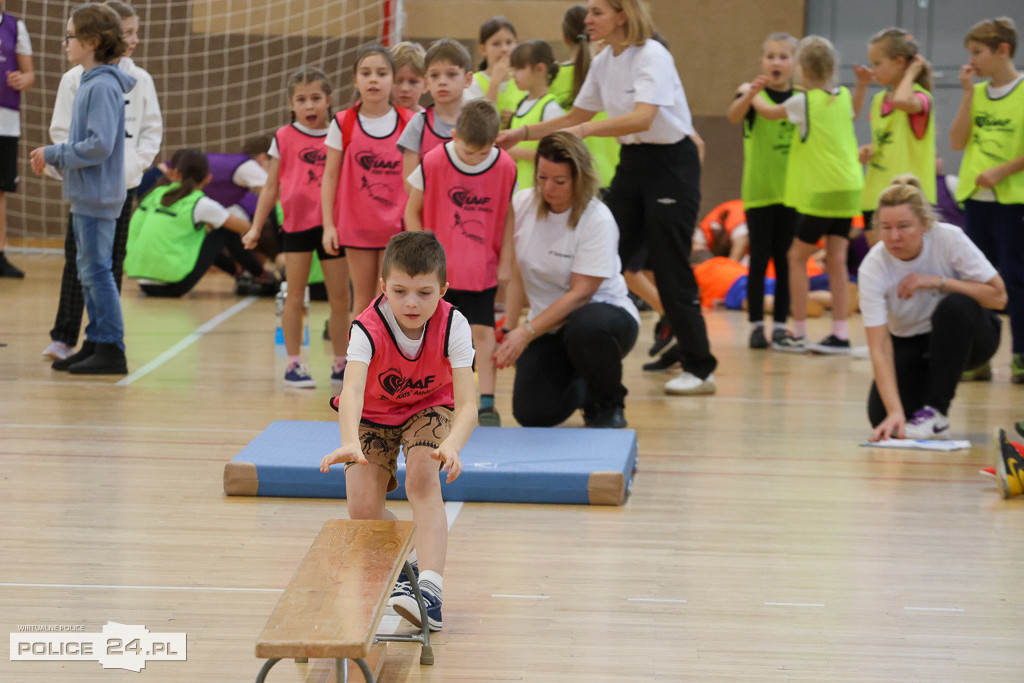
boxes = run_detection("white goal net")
[11,0,400,244]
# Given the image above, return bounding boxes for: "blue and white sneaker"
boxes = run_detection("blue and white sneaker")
[392,577,443,631]
[330,361,346,383]
[283,362,316,388]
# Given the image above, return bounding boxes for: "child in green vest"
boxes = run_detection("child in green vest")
[753,35,863,355]
[727,32,798,349]
[855,28,936,233]
[950,17,1024,384]
[124,149,259,297]
[507,40,564,189]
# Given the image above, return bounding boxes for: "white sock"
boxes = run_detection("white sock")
[773,321,787,332]
[407,549,417,568]
[418,570,443,597]
[751,321,764,331]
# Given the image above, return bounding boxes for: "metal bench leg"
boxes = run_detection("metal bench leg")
[255,658,280,682]
[405,564,435,665]
[334,657,374,683]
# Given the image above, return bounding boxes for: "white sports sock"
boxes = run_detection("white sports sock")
[418,570,443,596]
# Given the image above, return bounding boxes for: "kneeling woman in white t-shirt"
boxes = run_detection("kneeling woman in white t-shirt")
[495,132,639,428]
[860,176,1006,441]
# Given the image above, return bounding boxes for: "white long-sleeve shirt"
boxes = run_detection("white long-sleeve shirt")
[49,57,163,189]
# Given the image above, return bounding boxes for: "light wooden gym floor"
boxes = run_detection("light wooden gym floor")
[1,253,1021,682]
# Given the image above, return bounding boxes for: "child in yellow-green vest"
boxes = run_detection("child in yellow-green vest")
[753,35,863,355]
[727,32,798,350]
[550,5,621,191]
[465,16,524,128]
[950,17,1024,383]
[854,28,936,234]
[125,149,260,297]
[506,40,564,189]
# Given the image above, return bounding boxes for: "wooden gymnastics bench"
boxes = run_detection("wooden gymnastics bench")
[254,519,434,683]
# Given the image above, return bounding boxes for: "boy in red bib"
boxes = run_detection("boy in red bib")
[405,98,517,426]
[321,231,477,632]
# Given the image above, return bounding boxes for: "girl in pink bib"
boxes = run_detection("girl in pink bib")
[244,67,351,388]
[322,45,414,318]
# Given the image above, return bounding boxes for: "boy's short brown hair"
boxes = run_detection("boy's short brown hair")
[964,17,1017,57]
[455,99,499,149]
[73,3,128,64]
[381,231,447,285]
[425,38,473,73]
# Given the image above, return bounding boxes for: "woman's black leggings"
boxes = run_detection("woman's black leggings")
[512,303,638,427]
[140,229,262,298]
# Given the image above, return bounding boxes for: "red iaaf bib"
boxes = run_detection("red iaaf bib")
[334,104,414,248]
[419,106,451,159]
[275,124,328,233]
[352,295,456,426]
[421,143,516,291]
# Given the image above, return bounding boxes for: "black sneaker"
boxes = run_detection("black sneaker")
[52,341,97,371]
[643,344,679,372]
[583,404,627,429]
[807,334,851,355]
[67,342,127,375]
[749,326,768,349]
[772,332,807,353]
[648,316,673,356]
[0,252,24,278]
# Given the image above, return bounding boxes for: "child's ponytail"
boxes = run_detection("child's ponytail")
[562,6,591,101]
[161,149,209,207]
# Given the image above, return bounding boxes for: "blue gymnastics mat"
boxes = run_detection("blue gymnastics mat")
[224,421,637,505]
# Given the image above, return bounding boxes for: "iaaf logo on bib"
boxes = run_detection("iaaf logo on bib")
[379,367,437,397]
[448,186,492,210]
[355,151,400,172]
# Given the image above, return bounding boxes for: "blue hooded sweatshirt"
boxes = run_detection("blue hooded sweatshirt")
[44,63,136,220]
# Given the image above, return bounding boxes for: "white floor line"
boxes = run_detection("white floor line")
[445,501,463,530]
[627,597,687,604]
[764,602,825,607]
[491,594,551,599]
[0,581,281,593]
[115,297,257,386]
[904,606,964,612]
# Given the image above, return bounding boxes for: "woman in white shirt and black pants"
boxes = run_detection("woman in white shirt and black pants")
[497,0,716,396]
[860,176,1006,442]
[495,132,639,429]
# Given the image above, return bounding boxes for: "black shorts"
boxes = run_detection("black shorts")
[444,286,497,326]
[795,213,853,245]
[280,226,344,260]
[0,136,18,193]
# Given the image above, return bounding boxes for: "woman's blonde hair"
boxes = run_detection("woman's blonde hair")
[532,132,599,228]
[796,35,838,87]
[604,0,654,47]
[874,174,937,231]
[869,28,933,92]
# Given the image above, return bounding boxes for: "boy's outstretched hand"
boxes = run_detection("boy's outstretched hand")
[320,445,367,472]
[430,445,462,483]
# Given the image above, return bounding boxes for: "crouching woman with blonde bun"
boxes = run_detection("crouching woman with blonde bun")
[860,175,1006,441]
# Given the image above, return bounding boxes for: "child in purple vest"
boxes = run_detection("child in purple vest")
[0,4,34,278]
[321,231,477,632]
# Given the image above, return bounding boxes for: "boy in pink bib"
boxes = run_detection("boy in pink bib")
[405,99,517,426]
[321,231,477,632]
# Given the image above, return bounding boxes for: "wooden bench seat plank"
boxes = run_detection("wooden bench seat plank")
[256,519,414,660]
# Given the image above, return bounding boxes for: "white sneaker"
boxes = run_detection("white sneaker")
[42,341,73,361]
[902,405,950,439]
[664,372,715,395]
